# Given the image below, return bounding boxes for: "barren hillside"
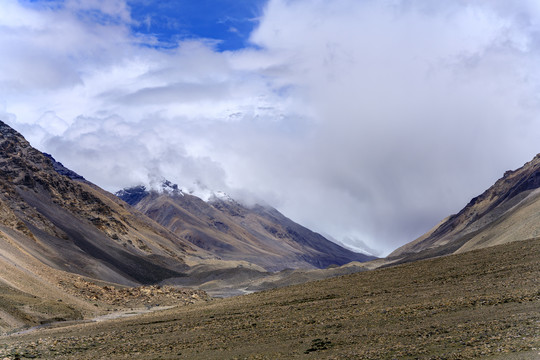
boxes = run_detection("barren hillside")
[390,154,540,262]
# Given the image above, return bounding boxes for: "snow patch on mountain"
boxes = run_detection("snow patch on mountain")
[120,178,234,204]
[210,190,234,203]
[160,180,184,196]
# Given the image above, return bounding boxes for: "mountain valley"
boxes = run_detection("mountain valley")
[1,237,538,359]
[0,120,538,359]
[0,121,372,330]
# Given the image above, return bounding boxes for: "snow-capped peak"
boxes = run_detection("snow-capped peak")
[145,178,234,203]
[182,184,235,203]
[160,180,184,196]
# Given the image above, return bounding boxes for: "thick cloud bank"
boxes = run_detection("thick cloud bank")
[1,0,540,255]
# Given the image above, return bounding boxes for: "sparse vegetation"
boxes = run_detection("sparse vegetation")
[1,238,538,359]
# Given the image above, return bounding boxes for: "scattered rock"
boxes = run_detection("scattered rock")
[59,278,210,308]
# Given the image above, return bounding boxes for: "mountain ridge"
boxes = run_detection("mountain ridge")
[0,120,219,331]
[116,183,375,271]
[390,153,540,260]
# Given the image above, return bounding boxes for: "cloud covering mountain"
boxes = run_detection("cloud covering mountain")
[1,0,540,255]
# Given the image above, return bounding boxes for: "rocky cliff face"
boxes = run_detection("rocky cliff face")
[390,154,540,260]
[42,152,85,180]
[117,184,375,271]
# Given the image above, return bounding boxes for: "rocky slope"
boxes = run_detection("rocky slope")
[390,153,540,261]
[117,185,374,271]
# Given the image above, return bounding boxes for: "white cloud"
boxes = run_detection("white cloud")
[1,0,540,255]
[240,0,540,254]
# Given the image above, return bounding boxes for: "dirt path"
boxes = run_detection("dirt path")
[7,305,175,336]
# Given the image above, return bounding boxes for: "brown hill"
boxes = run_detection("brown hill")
[390,154,540,261]
[117,185,374,271]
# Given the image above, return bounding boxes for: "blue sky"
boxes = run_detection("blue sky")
[2,0,540,255]
[25,0,268,50]
[128,0,268,50]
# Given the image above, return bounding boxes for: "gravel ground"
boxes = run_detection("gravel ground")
[1,238,539,359]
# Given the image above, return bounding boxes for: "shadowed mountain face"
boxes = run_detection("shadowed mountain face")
[390,153,540,261]
[117,186,374,271]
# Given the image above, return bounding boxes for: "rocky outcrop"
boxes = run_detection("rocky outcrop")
[115,185,149,206]
[59,277,210,307]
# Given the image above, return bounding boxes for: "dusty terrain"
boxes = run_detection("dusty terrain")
[1,238,538,359]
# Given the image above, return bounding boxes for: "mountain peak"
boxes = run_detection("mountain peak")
[208,190,234,203]
[116,180,188,206]
[116,180,374,271]
[160,180,184,196]
[116,180,238,206]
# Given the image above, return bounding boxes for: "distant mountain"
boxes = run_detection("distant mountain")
[389,154,540,261]
[116,184,375,271]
